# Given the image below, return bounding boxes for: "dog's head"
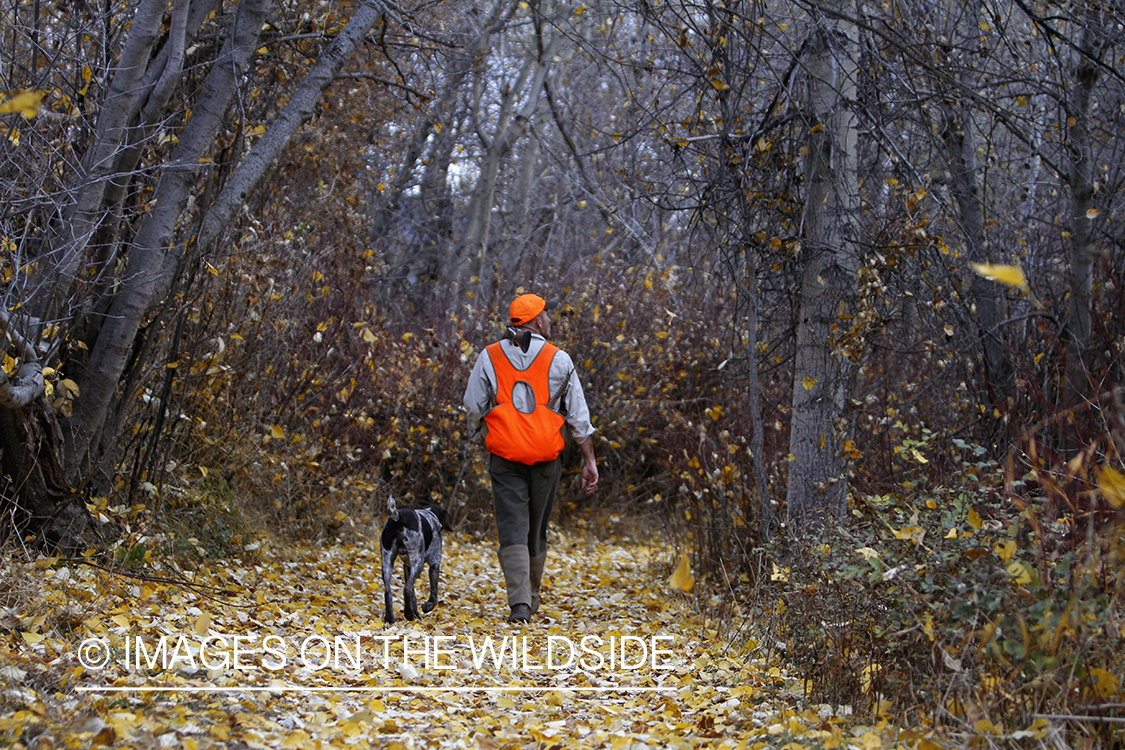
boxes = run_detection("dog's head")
[427,505,453,532]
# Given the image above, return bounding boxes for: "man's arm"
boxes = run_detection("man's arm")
[548,348,599,493]
[553,356,594,441]
[462,352,494,437]
[559,354,598,494]
[578,436,599,494]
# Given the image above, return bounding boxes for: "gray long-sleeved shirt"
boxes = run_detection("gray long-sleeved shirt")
[463,333,595,445]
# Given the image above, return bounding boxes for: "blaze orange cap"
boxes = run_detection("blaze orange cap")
[509,294,558,326]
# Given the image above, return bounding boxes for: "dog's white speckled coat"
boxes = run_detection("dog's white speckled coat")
[380,497,452,624]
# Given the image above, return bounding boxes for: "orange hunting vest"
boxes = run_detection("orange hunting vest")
[484,341,566,465]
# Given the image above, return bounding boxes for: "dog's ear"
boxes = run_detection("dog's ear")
[433,506,453,531]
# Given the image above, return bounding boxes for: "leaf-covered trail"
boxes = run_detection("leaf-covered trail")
[3,533,900,748]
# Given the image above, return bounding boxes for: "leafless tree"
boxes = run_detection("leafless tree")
[0,0,396,543]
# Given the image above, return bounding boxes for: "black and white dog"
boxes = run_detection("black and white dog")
[380,497,452,624]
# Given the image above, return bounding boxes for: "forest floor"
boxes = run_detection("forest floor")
[2,530,932,749]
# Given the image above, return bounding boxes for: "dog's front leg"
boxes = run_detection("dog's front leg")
[422,560,440,614]
[381,549,397,624]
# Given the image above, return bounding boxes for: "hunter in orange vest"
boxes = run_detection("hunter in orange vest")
[464,294,599,623]
[483,338,566,465]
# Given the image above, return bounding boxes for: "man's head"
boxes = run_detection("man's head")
[509,294,558,337]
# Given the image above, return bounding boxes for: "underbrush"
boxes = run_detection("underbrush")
[0,553,38,611]
[62,210,1123,746]
[749,452,1125,744]
[125,253,771,557]
[155,478,261,562]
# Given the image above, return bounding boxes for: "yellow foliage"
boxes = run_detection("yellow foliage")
[771,562,790,582]
[668,553,694,592]
[1006,561,1031,585]
[1096,465,1125,508]
[1087,668,1120,699]
[891,525,925,544]
[969,262,1027,290]
[0,89,42,118]
[993,539,1016,561]
[860,663,882,694]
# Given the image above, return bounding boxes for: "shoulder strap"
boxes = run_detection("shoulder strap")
[486,340,557,404]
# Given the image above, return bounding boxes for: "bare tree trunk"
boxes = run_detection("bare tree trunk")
[938,96,1008,411]
[83,0,221,353]
[1016,96,1045,226]
[402,111,462,301]
[1063,1,1106,368]
[462,15,569,290]
[98,0,218,258]
[25,0,169,326]
[366,0,520,303]
[68,0,395,480]
[786,0,861,528]
[741,243,771,536]
[64,0,275,479]
[507,134,546,279]
[705,0,773,537]
[191,0,393,262]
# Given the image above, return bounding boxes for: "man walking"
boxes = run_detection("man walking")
[463,293,599,623]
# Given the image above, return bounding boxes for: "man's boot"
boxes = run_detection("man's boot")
[529,552,546,615]
[498,545,532,623]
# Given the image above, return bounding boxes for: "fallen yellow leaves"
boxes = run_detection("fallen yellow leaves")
[1006,561,1032,585]
[992,539,1016,562]
[0,533,942,749]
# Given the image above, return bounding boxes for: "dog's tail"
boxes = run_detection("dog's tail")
[387,496,400,521]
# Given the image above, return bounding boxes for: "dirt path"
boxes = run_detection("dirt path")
[1,533,899,748]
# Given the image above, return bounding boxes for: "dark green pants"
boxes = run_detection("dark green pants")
[489,454,561,557]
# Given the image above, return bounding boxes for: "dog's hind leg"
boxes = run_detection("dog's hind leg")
[381,549,397,624]
[422,559,440,613]
[403,558,424,620]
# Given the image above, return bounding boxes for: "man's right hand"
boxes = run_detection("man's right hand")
[581,461,599,493]
[579,438,598,494]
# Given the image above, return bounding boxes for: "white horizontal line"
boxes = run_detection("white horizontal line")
[76,685,675,694]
